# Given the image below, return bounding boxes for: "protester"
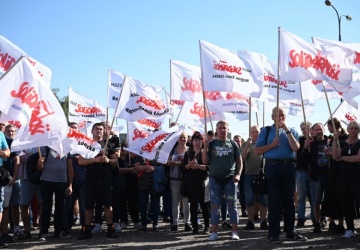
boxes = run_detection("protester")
[182,131,210,234]
[234,135,247,218]
[0,128,11,248]
[303,123,329,233]
[202,120,242,241]
[77,123,118,240]
[241,125,268,230]
[254,107,306,243]
[295,121,312,227]
[332,121,360,239]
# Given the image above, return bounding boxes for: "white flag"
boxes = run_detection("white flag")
[200,40,261,97]
[107,69,125,109]
[124,125,184,164]
[127,121,153,148]
[331,100,360,128]
[115,76,169,122]
[68,87,106,122]
[67,128,101,158]
[0,35,52,85]
[0,57,68,151]
[279,28,352,92]
[264,99,315,117]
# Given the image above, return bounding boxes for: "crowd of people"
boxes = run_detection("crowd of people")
[0,106,359,247]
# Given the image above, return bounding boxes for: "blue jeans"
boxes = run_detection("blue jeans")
[265,161,296,238]
[295,170,308,220]
[138,189,160,226]
[309,175,326,205]
[209,177,238,226]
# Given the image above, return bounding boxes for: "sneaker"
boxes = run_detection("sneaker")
[260,220,269,230]
[231,231,240,240]
[91,224,102,234]
[184,223,192,231]
[59,231,72,239]
[38,233,50,241]
[269,237,282,244]
[73,217,80,226]
[313,223,322,233]
[120,222,127,230]
[13,228,23,237]
[207,232,219,241]
[285,232,307,241]
[114,223,121,233]
[243,220,255,230]
[342,230,355,239]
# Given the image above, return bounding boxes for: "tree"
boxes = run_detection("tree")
[52,88,69,120]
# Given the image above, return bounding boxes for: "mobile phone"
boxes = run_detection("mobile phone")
[189,150,195,161]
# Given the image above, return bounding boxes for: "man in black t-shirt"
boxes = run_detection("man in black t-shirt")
[77,123,119,240]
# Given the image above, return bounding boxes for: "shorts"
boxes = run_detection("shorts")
[85,178,113,210]
[3,185,13,208]
[309,174,326,205]
[245,175,268,207]
[20,179,42,205]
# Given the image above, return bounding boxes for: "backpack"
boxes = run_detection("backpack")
[26,147,50,184]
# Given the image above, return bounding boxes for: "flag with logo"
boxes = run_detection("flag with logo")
[0,57,68,151]
[124,125,184,164]
[331,100,360,128]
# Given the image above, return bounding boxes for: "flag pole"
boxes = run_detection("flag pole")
[0,55,24,81]
[275,27,281,138]
[322,82,339,147]
[199,40,208,134]
[249,97,252,138]
[103,75,127,156]
[169,60,173,126]
[205,100,214,132]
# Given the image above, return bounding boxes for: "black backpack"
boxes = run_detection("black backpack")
[26,147,50,184]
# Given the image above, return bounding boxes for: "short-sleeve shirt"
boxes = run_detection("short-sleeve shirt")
[256,125,299,160]
[0,132,9,167]
[3,137,20,176]
[241,142,262,175]
[207,139,240,178]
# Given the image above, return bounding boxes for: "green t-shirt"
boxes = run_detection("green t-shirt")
[241,142,263,175]
[207,139,240,178]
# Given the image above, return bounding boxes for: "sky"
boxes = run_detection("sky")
[1,0,360,138]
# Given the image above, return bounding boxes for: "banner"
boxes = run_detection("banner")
[331,100,360,128]
[279,28,352,92]
[68,86,106,122]
[0,57,68,151]
[124,125,184,164]
[107,69,125,109]
[200,40,261,97]
[0,35,52,85]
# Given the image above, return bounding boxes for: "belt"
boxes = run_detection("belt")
[266,159,296,164]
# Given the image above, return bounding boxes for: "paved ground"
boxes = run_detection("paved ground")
[6,206,360,249]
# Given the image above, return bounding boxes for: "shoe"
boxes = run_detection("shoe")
[91,223,102,234]
[120,222,127,230]
[231,231,240,240]
[59,231,72,239]
[73,217,80,226]
[296,219,305,227]
[342,230,355,239]
[185,223,192,231]
[333,224,345,234]
[18,231,31,240]
[1,234,14,243]
[134,222,141,229]
[207,232,218,241]
[204,227,210,234]
[241,211,248,217]
[38,233,50,241]
[286,232,307,241]
[243,220,255,230]
[114,223,121,233]
[153,225,159,232]
[170,225,178,231]
[269,237,282,244]
[313,223,322,233]
[77,226,92,240]
[260,220,269,230]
